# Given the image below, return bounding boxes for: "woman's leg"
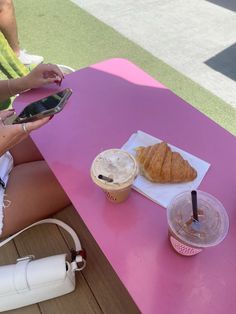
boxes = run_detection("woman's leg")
[10,136,43,165]
[1,160,70,237]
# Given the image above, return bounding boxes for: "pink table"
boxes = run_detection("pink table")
[15,59,236,314]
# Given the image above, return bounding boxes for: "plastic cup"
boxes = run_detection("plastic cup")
[90,149,139,203]
[167,190,229,256]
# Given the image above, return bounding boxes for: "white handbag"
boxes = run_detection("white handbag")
[0,218,86,312]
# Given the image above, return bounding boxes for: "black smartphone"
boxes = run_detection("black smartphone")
[13,88,72,124]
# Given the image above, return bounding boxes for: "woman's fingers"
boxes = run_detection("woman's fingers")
[26,116,51,132]
[41,64,64,80]
[46,64,64,79]
[0,109,15,122]
[26,63,64,89]
[1,117,49,152]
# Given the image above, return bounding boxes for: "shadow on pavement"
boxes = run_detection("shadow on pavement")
[207,0,236,12]
[205,43,236,81]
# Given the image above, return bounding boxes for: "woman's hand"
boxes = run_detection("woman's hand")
[23,63,64,90]
[0,110,50,156]
[0,63,64,103]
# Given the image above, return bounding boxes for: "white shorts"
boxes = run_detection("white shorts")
[0,152,13,235]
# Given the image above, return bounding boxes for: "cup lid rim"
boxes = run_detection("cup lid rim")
[167,190,229,248]
[90,149,139,190]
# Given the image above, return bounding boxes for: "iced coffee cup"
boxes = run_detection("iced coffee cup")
[167,190,229,256]
[90,149,139,203]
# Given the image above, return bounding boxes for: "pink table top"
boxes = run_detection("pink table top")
[15,59,236,314]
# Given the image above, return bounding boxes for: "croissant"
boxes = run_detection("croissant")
[136,142,197,183]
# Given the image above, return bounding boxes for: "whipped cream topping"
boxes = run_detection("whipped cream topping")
[91,149,137,188]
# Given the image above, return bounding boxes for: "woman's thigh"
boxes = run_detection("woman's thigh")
[1,160,70,237]
[9,136,43,165]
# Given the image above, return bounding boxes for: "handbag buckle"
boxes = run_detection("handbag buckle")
[70,249,86,271]
[16,255,35,262]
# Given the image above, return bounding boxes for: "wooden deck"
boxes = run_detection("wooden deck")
[0,206,140,314]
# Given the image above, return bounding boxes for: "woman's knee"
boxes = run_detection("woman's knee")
[0,0,13,13]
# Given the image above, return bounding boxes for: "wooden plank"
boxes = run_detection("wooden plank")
[39,278,102,314]
[55,206,141,314]
[1,306,41,314]
[1,306,40,314]
[0,240,18,264]
[6,222,101,314]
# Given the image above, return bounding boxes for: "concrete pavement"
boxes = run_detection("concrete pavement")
[71,0,236,109]
[14,0,236,134]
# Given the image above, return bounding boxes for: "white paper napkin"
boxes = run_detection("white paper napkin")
[122,130,210,208]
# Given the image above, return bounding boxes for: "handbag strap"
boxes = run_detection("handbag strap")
[0,218,86,271]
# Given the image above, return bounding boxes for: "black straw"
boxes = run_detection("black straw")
[98,174,113,182]
[191,190,199,221]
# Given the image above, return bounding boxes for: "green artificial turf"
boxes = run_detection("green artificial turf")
[15,0,236,135]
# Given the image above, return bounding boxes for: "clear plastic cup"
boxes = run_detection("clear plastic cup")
[167,190,229,256]
[90,149,139,203]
